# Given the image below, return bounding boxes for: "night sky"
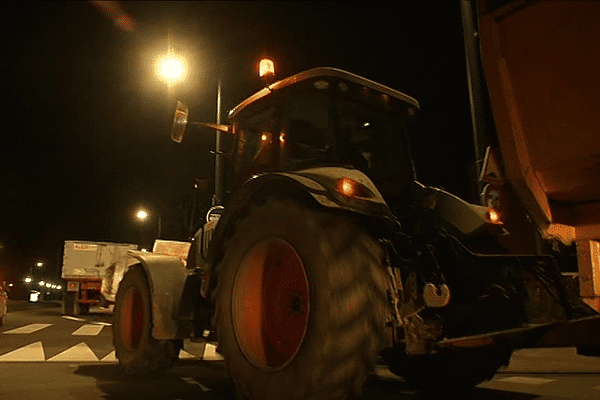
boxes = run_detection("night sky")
[1,1,474,281]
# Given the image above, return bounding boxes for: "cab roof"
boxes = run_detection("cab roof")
[228,67,420,120]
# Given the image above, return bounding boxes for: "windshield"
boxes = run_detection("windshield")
[335,97,415,205]
[232,81,416,205]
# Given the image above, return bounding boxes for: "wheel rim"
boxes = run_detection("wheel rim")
[120,286,144,351]
[232,238,310,370]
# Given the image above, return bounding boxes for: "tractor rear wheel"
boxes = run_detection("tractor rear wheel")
[215,198,389,400]
[113,266,179,372]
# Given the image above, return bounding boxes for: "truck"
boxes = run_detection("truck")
[62,240,138,315]
[111,1,600,398]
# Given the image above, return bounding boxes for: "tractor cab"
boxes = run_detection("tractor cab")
[226,68,421,213]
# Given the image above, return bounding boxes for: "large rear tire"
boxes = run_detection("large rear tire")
[113,266,179,372]
[215,198,388,400]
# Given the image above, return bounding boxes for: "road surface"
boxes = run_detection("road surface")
[1,300,599,400]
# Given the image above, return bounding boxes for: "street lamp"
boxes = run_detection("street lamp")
[30,261,44,276]
[135,209,161,238]
[155,51,187,87]
[136,210,148,220]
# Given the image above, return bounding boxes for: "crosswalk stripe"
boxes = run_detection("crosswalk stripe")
[202,343,224,361]
[2,324,53,335]
[179,350,199,360]
[71,324,104,336]
[497,377,554,385]
[91,321,112,326]
[47,342,99,362]
[62,315,86,322]
[0,341,45,361]
[100,351,117,362]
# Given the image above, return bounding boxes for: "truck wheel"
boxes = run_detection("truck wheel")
[78,303,89,316]
[63,292,76,315]
[113,266,179,372]
[387,346,512,390]
[215,198,388,400]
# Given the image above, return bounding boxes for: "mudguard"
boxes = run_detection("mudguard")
[431,187,494,236]
[129,252,191,339]
[264,166,395,220]
[202,166,396,299]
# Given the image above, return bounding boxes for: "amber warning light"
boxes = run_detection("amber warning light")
[259,59,275,78]
[487,208,502,224]
[335,177,373,199]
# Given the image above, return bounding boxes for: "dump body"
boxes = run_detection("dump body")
[62,241,138,311]
[475,0,600,310]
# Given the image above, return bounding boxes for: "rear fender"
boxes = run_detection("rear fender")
[419,182,500,236]
[129,253,192,339]
[203,167,396,300]
[272,166,395,220]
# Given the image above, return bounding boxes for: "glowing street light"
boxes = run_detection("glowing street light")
[36,262,43,267]
[25,277,32,283]
[155,52,187,86]
[135,209,161,238]
[39,281,45,287]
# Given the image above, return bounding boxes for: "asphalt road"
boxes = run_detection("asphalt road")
[1,300,599,400]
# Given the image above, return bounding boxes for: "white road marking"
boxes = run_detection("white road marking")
[100,351,117,362]
[181,377,211,392]
[179,350,199,360]
[91,321,112,326]
[0,341,46,361]
[497,376,554,385]
[47,342,99,362]
[2,323,53,335]
[71,324,104,336]
[62,315,86,322]
[202,343,224,361]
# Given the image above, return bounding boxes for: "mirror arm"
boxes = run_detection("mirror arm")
[196,122,234,134]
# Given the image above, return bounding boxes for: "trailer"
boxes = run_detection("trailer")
[62,240,138,315]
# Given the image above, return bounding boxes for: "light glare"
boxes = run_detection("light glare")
[259,58,275,78]
[156,52,187,85]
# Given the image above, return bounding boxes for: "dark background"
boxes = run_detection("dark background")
[1,1,475,282]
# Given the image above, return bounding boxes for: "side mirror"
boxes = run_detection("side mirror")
[171,100,189,143]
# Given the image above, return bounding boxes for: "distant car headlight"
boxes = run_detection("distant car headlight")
[29,291,41,302]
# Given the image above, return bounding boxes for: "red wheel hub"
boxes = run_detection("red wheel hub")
[232,238,310,370]
[120,287,144,351]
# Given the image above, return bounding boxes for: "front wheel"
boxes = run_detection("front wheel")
[113,266,179,372]
[215,198,389,400]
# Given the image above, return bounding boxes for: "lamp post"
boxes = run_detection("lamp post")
[154,50,275,206]
[136,209,161,239]
[214,58,275,205]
